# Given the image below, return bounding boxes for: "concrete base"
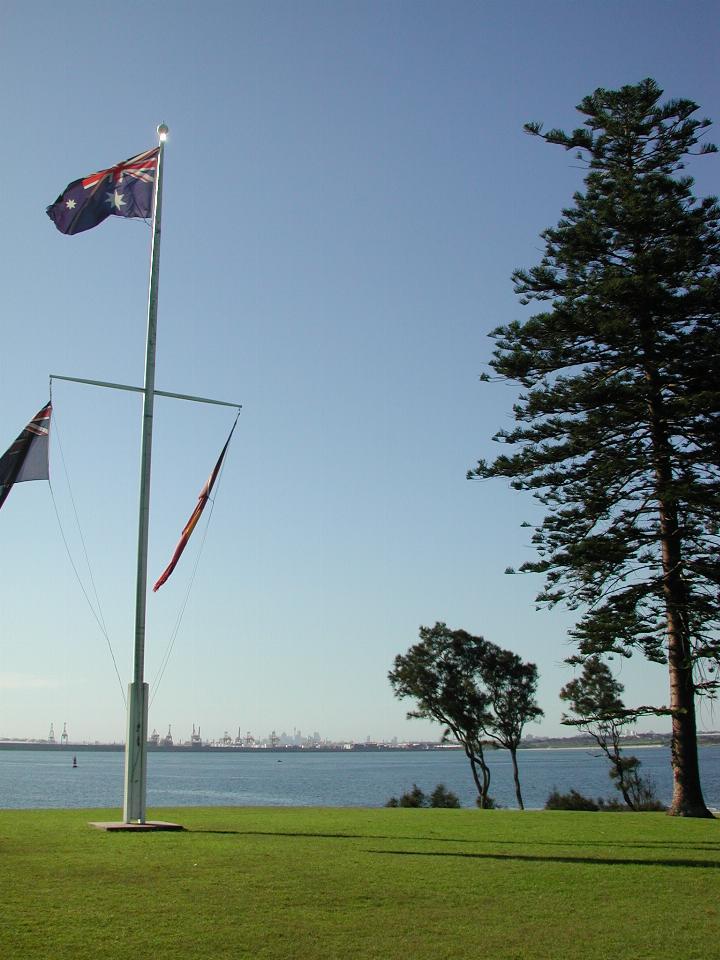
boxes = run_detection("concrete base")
[89,820,184,832]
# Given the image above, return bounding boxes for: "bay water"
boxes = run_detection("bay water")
[1,746,719,810]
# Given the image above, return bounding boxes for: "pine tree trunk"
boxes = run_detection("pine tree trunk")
[643,347,712,818]
[664,564,712,816]
[667,641,711,816]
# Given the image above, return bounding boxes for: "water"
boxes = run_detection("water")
[1,746,719,810]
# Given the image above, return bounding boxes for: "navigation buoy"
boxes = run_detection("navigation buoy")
[72,755,78,768]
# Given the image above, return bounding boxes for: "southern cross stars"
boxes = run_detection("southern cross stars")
[106,190,126,210]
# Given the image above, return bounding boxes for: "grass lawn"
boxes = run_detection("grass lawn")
[1,806,718,960]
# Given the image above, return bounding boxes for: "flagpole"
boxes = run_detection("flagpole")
[123,123,168,824]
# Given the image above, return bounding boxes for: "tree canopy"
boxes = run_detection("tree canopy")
[470,79,720,817]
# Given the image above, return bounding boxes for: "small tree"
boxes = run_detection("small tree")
[388,623,494,807]
[477,646,543,809]
[560,657,661,809]
[388,622,543,808]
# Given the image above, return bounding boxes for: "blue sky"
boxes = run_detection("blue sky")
[1,0,718,744]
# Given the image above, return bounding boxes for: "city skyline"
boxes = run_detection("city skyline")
[7,719,704,750]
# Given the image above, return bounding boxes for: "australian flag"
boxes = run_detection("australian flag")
[47,147,159,235]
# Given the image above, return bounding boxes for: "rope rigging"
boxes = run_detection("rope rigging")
[47,388,239,710]
[48,401,127,706]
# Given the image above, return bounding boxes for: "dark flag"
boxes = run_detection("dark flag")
[46,147,159,235]
[153,424,237,592]
[0,403,52,511]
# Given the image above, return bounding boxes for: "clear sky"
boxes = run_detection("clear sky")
[1,0,718,745]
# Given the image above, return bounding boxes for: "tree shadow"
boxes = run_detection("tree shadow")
[368,848,720,869]
[440,837,720,853]
[191,829,361,836]
[189,829,720,856]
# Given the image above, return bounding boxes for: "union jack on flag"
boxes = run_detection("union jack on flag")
[47,147,159,235]
[0,403,52,512]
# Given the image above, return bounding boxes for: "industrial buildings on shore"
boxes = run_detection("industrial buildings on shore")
[3,721,718,752]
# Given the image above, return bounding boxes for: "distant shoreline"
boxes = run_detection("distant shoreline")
[1,735,718,753]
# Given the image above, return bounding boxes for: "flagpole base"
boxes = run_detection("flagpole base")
[90,820,183,832]
[123,681,149,823]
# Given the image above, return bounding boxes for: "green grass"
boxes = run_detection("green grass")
[1,806,718,960]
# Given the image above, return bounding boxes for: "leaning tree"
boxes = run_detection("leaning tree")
[389,622,542,808]
[388,623,495,807]
[469,79,720,817]
[477,644,543,809]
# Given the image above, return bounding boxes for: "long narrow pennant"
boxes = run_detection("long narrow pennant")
[153,420,237,592]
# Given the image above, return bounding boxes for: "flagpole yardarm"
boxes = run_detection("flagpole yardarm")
[123,123,167,825]
[49,373,241,410]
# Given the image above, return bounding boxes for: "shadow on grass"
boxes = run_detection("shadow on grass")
[190,829,720,854]
[368,848,720,869]
[187,829,362,840]
[188,830,720,867]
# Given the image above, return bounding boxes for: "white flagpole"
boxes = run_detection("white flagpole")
[123,123,168,823]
